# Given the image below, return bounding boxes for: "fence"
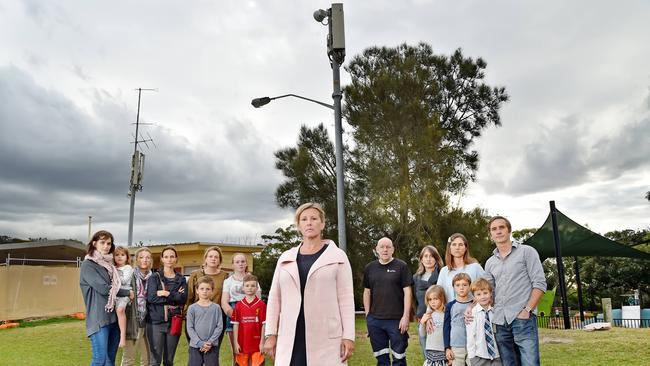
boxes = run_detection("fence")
[0,265,85,320]
[536,315,650,329]
[4,253,81,267]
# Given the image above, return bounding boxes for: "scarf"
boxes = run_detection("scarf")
[85,251,121,312]
[135,269,152,322]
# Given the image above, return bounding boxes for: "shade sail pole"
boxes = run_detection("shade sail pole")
[550,200,571,329]
[574,256,585,322]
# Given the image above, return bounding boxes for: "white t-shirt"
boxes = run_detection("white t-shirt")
[117,264,134,291]
[222,274,262,303]
[436,262,485,303]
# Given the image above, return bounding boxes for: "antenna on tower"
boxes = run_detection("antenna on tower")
[127,87,157,246]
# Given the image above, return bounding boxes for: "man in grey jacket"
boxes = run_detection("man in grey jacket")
[484,216,546,366]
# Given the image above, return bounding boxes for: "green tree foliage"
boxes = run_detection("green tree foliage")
[438,207,494,265]
[253,226,302,294]
[272,43,508,304]
[274,124,341,241]
[343,43,507,266]
[345,43,508,191]
[512,228,537,242]
[580,229,650,309]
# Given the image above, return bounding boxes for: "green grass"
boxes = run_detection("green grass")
[18,316,82,328]
[537,327,650,365]
[0,317,649,365]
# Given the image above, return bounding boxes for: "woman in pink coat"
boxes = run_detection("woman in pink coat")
[263,202,355,366]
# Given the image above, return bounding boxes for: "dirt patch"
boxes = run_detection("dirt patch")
[539,336,574,344]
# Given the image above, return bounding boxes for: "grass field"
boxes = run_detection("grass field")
[1,317,649,365]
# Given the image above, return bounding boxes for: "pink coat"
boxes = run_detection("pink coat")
[265,240,355,366]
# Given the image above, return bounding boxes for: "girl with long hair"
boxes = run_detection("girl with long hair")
[413,245,444,355]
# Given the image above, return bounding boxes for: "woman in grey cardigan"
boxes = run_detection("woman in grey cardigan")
[80,230,133,366]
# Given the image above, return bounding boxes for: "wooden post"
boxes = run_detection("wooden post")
[602,298,612,323]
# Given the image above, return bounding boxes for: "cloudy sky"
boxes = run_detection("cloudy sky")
[1,0,648,245]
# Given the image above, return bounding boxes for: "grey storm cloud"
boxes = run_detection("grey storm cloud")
[591,109,650,176]
[496,90,650,196]
[0,66,286,241]
[2,0,649,237]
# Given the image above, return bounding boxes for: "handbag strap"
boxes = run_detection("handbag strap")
[157,272,165,290]
[158,272,169,322]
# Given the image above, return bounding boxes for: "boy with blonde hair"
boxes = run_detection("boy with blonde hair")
[467,278,502,366]
[443,272,473,366]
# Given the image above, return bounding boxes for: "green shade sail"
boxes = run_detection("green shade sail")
[523,209,650,261]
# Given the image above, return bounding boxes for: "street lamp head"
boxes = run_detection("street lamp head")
[313,9,328,23]
[251,97,271,108]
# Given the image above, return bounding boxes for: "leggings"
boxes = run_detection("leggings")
[146,322,180,366]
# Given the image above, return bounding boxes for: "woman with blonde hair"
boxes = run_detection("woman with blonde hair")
[436,233,485,303]
[122,247,153,366]
[413,245,444,355]
[263,202,355,366]
[185,246,228,310]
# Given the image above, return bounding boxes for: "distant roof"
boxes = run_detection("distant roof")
[145,241,264,248]
[0,239,86,263]
[141,241,265,253]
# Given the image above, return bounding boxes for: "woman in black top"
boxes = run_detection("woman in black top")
[146,246,187,366]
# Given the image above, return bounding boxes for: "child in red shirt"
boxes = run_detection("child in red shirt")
[231,274,266,366]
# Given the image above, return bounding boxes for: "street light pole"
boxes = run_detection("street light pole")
[324,4,347,253]
[251,92,347,252]
[251,94,333,110]
[330,58,347,253]
[252,4,348,252]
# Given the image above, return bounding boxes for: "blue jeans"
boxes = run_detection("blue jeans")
[367,315,408,366]
[495,315,540,366]
[89,322,120,366]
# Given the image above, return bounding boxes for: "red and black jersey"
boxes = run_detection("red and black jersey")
[231,296,266,354]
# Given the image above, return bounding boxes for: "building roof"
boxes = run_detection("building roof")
[142,241,265,253]
[0,240,266,266]
[0,239,86,264]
